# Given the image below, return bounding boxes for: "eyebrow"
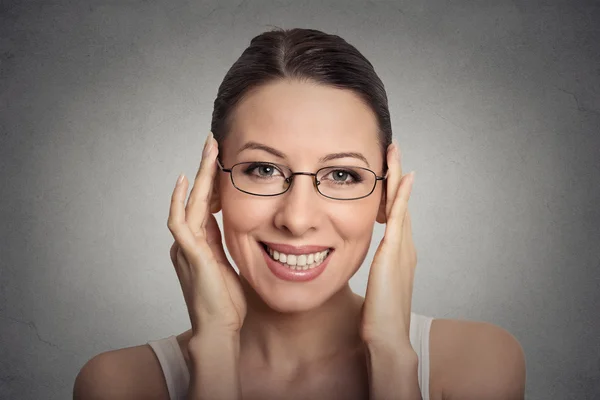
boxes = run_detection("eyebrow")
[238,141,371,167]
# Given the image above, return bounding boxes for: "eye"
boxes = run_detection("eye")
[322,168,363,184]
[244,163,284,178]
[332,170,351,182]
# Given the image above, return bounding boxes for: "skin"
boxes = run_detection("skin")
[219,79,417,398]
[73,78,525,400]
[163,79,526,399]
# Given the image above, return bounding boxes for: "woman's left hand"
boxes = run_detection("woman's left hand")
[360,142,417,351]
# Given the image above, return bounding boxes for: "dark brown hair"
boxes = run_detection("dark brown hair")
[211,27,392,171]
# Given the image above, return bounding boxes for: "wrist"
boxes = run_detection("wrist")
[189,328,240,344]
[188,329,240,346]
[366,344,421,400]
[366,341,418,368]
[364,335,415,357]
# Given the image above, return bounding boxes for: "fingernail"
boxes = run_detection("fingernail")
[176,173,184,185]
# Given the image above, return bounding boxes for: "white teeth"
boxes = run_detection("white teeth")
[265,245,330,270]
[297,255,306,266]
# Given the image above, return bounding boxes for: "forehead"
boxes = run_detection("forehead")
[226,79,381,165]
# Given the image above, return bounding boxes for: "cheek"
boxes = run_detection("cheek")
[220,181,272,225]
[330,194,381,238]
[219,183,272,257]
[328,198,379,278]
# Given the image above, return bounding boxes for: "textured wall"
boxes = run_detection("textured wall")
[1,1,599,399]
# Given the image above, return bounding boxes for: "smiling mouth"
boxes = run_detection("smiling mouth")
[260,242,332,270]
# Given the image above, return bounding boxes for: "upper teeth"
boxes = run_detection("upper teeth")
[267,247,330,270]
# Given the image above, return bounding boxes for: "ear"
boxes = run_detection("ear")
[375,184,387,224]
[209,173,222,214]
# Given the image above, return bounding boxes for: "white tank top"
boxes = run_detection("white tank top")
[148,312,434,400]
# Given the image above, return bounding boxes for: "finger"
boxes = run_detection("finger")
[385,142,403,218]
[168,173,225,284]
[201,145,219,232]
[385,171,415,244]
[186,132,218,235]
[403,209,418,266]
[167,174,202,259]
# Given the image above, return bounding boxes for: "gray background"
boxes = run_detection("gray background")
[1,0,599,399]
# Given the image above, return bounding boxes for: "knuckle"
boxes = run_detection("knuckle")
[166,220,176,231]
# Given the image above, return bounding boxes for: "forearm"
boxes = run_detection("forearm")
[187,331,242,400]
[366,342,422,400]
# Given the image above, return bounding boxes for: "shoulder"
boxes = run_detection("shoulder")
[428,318,526,400]
[73,341,172,400]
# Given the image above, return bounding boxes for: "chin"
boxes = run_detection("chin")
[241,271,340,314]
[262,290,331,314]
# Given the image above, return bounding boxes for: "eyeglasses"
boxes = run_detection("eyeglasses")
[216,159,387,201]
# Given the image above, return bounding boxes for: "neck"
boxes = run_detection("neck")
[239,277,365,374]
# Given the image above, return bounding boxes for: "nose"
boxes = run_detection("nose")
[273,174,322,237]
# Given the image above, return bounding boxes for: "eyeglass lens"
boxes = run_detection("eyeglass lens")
[230,162,377,199]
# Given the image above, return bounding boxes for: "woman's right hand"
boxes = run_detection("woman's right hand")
[167,132,246,337]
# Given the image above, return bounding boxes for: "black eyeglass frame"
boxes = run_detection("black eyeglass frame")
[216,158,388,201]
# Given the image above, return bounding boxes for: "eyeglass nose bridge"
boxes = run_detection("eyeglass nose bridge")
[284,171,321,188]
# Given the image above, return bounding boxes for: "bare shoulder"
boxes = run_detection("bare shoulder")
[73,332,192,400]
[428,318,526,400]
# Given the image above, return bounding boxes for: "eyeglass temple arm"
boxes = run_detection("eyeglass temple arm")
[216,157,231,173]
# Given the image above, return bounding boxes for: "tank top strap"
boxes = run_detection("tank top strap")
[148,335,190,400]
[409,312,434,400]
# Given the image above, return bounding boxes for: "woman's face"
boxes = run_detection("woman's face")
[216,79,386,313]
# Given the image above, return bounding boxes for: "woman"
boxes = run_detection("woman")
[74,28,526,400]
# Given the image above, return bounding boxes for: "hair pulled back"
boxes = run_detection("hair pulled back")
[211,27,392,170]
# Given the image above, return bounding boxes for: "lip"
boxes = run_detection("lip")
[260,242,332,282]
[261,241,332,255]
